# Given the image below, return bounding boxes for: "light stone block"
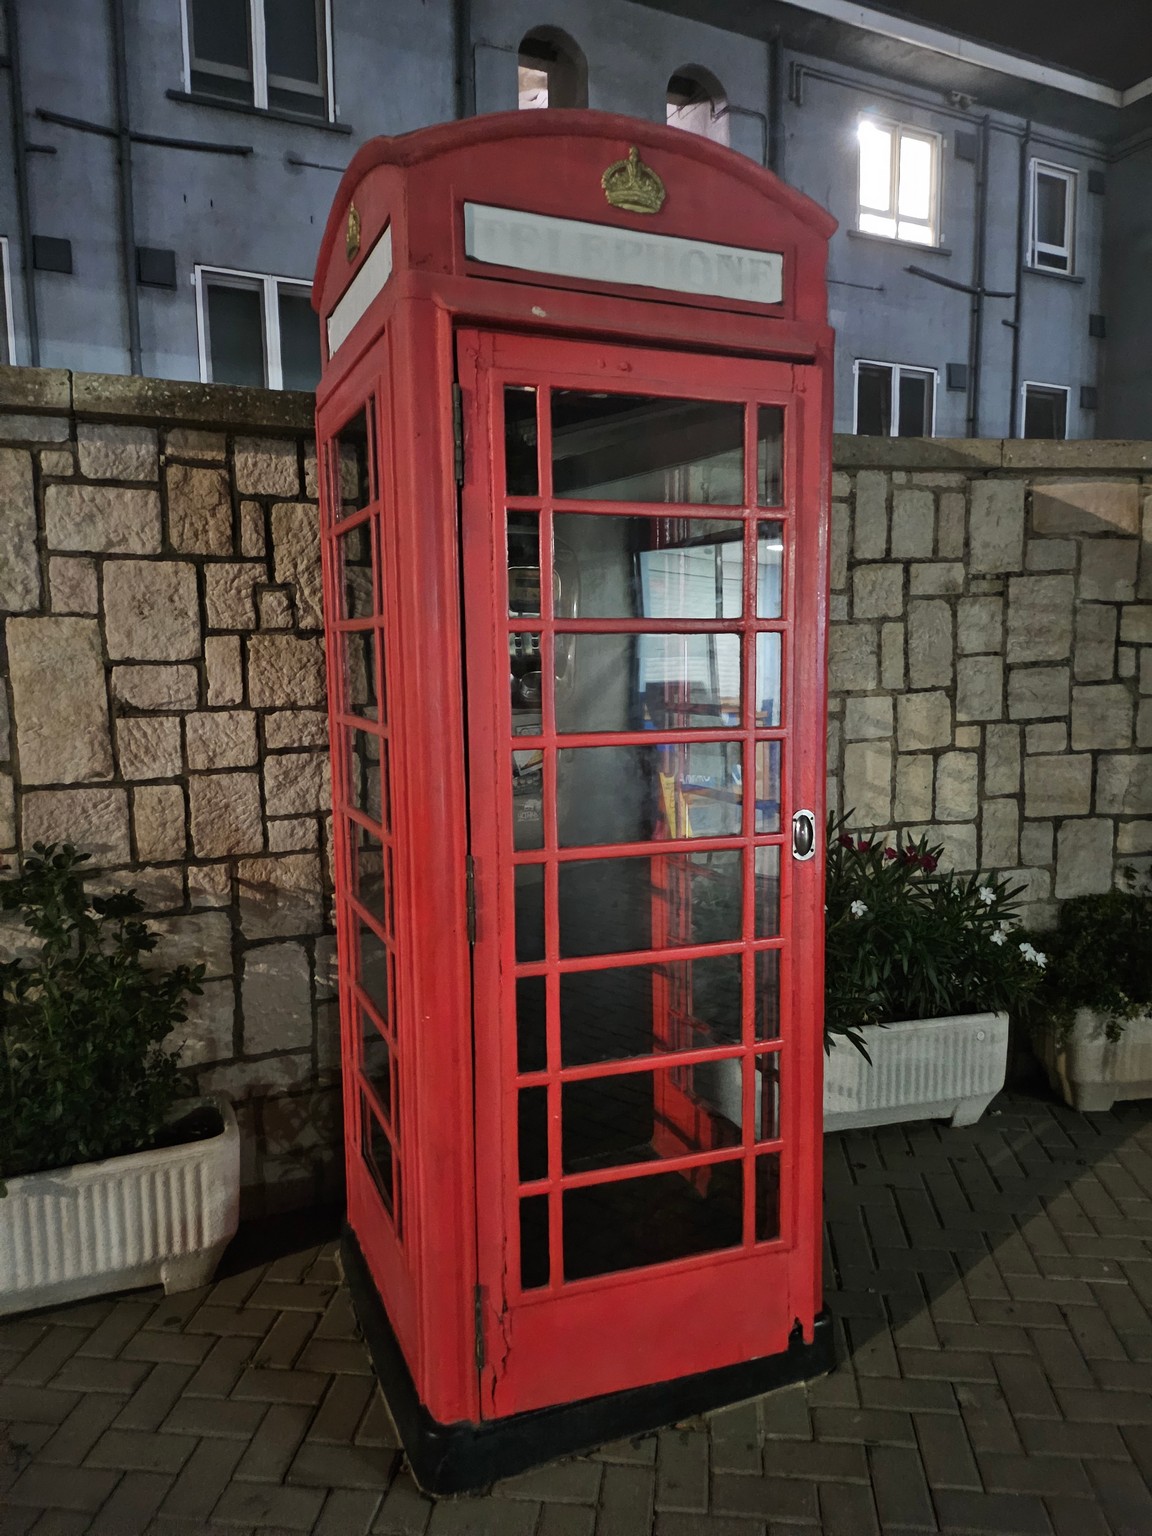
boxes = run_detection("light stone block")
[984,724,1021,796]
[103,559,200,661]
[189,771,264,857]
[1055,819,1115,898]
[150,910,233,979]
[969,480,1024,573]
[1080,539,1138,602]
[956,656,1003,723]
[1143,653,1152,694]
[1139,700,1152,748]
[910,563,964,596]
[39,448,74,476]
[204,562,266,630]
[937,492,965,559]
[853,470,888,560]
[116,715,182,781]
[853,564,903,619]
[264,751,332,816]
[1117,821,1152,855]
[1142,492,1152,599]
[45,483,161,553]
[935,752,978,822]
[843,696,894,741]
[1071,684,1134,751]
[1,687,14,758]
[1096,756,1152,815]
[830,593,848,621]
[0,413,69,443]
[1075,604,1118,681]
[243,942,313,1054]
[827,717,841,772]
[271,503,323,629]
[955,726,980,747]
[22,787,130,865]
[1032,480,1140,536]
[0,774,14,848]
[1006,575,1074,663]
[116,866,184,915]
[907,600,953,689]
[167,464,232,556]
[897,691,951,751]
[843,740,892,828]
[880,622,904,690]
[258,588,295,629]
[1020,820,1053,866]
[76,423,158,482]
[205,635,244,707]
[957,597,1003,655]
[1120,647,1137,678]
[165,428,227,459]
[1120,606,1152,644]
[891,488,934,559]
[924,822,978,873]
[828,623,878,693]
[237,853,324,939]
[1024,754,1092,817]
[0,447,40,612]
[133,783,186,863]
[981,799,1019,868]
[239,502,266,558]
[112,664,199,712]
[188,862,232,907]
[1011,867,1053,904]
[894,754,933,822]
[176,978,236,1066]
[234,437,300,498]
[831,472,851,499]
[1026,539,1076,571]
[6,617,113,784]
[1008,665,1069,720]
[268,817,320,852]
[185,710,259,771]
[247,634,327,709]
[48,556,98,615]
[200,1053,313,1101]
[1026,722,1067,754]
[830,502,849,591]
[264,710,329,750]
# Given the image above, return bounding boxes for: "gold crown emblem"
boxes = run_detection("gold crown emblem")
[346,203,361,261]
[601,147,666,215]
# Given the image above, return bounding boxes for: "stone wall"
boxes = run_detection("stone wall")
[1,369,1150,1213]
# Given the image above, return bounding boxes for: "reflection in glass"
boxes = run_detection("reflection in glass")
[756,1052,780,1141]
[562,1062,740,1175]
[362,1093,395,1220]
[512,749,544,852]
[755,1153,780,1242]
[563,1160,742,1280]
[347,728,385,826]
[559,850,742,958]
[340,523,373,620]
[336,406,372,517]
[755,948,781,1040]
[756,632,781,727]
[515,865,545,963]
[756,522,784,618]
[517,975,547,1074]
[558,742,742,847]
[362,1014,392,1122]
[552,392,743,503]
[560,954,741,1065]
[518,1086,548,1182]
[343,630,382,719]
[755,743,781,834]
[757,406,784,505]
[357,917,391,1025]
[553,516,744,620]
[520,1195,549,1289]
[554,633,741,733]
[508,513,541,617]
[352,822,387,928]
[755,846,781,938]
[505,386,539,496]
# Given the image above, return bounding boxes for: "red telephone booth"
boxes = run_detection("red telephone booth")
[312,111,837,1492]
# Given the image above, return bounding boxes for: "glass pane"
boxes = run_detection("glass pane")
[515,865,545,962]
[206,284,264,388]
[856,365,891,436]
[562,1060,741,1175]
[342,630,380,718]
[520,1195,549,1289]
[756,633,781,727]
[347,728,385,825]
[897,134,933,220]
[356,915,391,1023]
[561,956,741,1066]
[555,633,742,733]
[895,222,934,246]
[1036,172,1068,250]
[265,0,321,84]
[755,743,781,833]
[362,1095,395,1220]
[553,515,742,620]
[277,290,321,391]
[757,408,784,506]
[353,824,389,933]
[755,846,781,938]
[858,212,898,239]
[858,120,893,212]
[558,850,742,958]
[517,976,547,1074]
[756,1052,780,1141]
[0,260,9,366]
[191,66,252,100]
[361,1014,391,1122]
[191,0,249,69]
[512,749,544,851]
[508,514,541,617]
[755,1153,780,1241]
[519,1086,548,1182]
[505,387,539,495]
[897,373,931,438]
[1024,388,1066,440]
[339,523,373,619]
[552,392,744,504]
[757,523,783,619]
[563,1159,742,1280]
[336,406,372,517]
[558,742,743,847]
[755,948,781,1040]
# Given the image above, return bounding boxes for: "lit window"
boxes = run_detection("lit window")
[196,266,321,391]
[186,0,330,119]
[1028,161,1075,274]
[517,30,587,110]
[0,237,13,366]
[1021,383,1069,439]
[666,70,729,146]
[855,361,936,437]
[857,116,939,246]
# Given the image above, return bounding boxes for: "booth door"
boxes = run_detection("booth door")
[459,329,826,1419]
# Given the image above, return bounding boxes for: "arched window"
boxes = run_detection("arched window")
[518,29,588,110]
[666,68,728,145]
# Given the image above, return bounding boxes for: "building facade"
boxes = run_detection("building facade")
[0,0,1149,438]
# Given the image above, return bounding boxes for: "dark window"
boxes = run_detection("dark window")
[517,29,587,110]
[1030,162,1074,273]
[1022,385,1068,440]
[855,362,934,438]
[202,271,320,391]
[188,0,326,117]
[204,281,265,387]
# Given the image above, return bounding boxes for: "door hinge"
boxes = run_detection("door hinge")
[474,1283,486,1372]
[452,382,464,484]
[465,854,476,945]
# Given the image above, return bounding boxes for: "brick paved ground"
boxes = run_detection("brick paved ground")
[5,1090,1152,1535]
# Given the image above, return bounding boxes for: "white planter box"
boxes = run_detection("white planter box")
[1040,1008,1152,1112]
[0,1094,240,1317]
[823,1012,1009,1132]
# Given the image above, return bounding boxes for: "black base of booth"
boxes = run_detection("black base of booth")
[341,1226,837,1496]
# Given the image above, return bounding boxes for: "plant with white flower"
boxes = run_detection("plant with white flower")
[989,928,1006,946]
[977,886,996,906]
[1018,941,1047,967]
[849,900,868,918]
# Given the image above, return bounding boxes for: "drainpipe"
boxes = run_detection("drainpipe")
[767,33,783,177]
[454,0,474,120]
[966,114,990,437]
[1007,120,1032,438]
[3,0,39,364]
[109,0,141,374]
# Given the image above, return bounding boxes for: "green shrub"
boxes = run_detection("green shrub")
[0,843,203,1189]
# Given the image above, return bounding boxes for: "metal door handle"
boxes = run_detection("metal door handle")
[792,809,815,861]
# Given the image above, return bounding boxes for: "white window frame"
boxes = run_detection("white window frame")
[1019,380,1071,440]
[856,115,941,247]
[852,359,938,438]
[0,237,15,366]
[194,264,314,390]
[181,0,334,121]
[1028,159,1076,274]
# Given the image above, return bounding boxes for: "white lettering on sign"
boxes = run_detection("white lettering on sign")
[463,203,783,306]
[327,225,394,356]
